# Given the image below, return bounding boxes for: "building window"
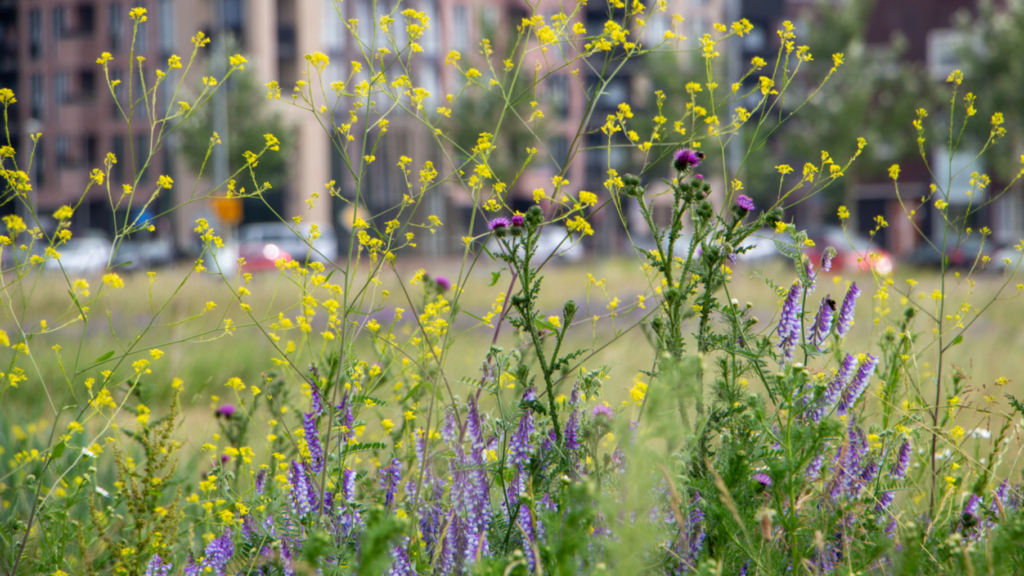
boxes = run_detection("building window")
[33,141,45,186]
[83,135,98,166]
[927,29,966,82]
[78,70,96,101]
[548,74,568,118]
[52,6,67,43]
[420,0,437,54]
[135,134,149,181]
[453,5,469,50]
[110,69,124,118]
[30,75,44,120]
[112,136,125,182]
[135,13,148,53]
[29,10,43,59]
[109,3,123,52]
[54,72,70,108]
[549,136,568,169]
[157,0,173,53]
[323,0,346,54]
[355,0,372,45]
[74,4,95,36]
[56,136,72,168]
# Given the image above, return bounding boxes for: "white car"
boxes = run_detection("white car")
[237,222,338,264]
[44,235,113,274]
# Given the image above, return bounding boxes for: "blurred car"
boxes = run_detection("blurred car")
[735,229,783,262]
[906,237,991,269]
[238,222,337,264]
[805,226,894,275]
[487,226,584,263]
[43,232,113,274]
[113,237,175,271]
[992,245,1024,273]
[204,240,294,276]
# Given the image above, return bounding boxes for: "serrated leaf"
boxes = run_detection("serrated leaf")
[489,271,502,287]
[773,238,804,261]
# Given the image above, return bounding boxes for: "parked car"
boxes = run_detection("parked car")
[238,222,337,264]
[805,226,894,275]
[905,237,991,269]
[113,237,175,271]
[487,226,584,263]
[992,245,1024,273]
[43,232,113,274]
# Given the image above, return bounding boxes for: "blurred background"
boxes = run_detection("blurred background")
[0,0,1020,273]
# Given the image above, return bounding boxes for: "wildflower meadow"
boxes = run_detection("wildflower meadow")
[3,4,1024,576]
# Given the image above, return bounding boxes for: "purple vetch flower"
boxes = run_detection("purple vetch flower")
[804,259,818,291]
[809,354,858,422]
[379,458,402,507]
[876,491,895,513]
[201,530,234,575]
[776,282,803,362]
[511,214,525,227]
[309,377,324,415]
[255,468,267,495]
[441,409,458,444]
[289,460,315,516]
[508,392,536,467]
[736,195,755,211]
[861,458,879,483]
[673,148,703,171]
[143,554,172,576]
[519,503,539,572]
[388,541,416,576]
[891,440,911,479]
[342,467,357,501]
[183,555,200,576]
[809,296,836,350]
[435,275,451,291]
[806,453,825,481]
[488,217,511,231]
[753,472,773,487]
[820,249,834,272]
[835,281,861,338]
[990,480,1010,515]
[214,404,236,418]
[836,354,879,415]
[303,411,323,475]
[964,493,982,519]
[566,384,581,450]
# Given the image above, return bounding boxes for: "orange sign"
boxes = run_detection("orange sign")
[211,197,243,225]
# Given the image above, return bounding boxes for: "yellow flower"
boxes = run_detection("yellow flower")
[381,419,395,433]
[547,315,561,328]
[837,206,850,220]
[888,164,900,181]
[950,426,965,442]
[102,273,124,289]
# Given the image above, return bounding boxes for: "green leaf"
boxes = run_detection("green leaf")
[949,335,963,348]
[94,351,116,363]
[52,441,66,459]
[489,271,503,287]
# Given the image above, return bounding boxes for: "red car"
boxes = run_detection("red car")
[805,227,894,275]
[238,242,294,272]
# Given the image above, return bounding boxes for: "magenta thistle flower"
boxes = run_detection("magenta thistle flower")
[214,404,236,418]
[591,404,614,419]
[753,472,772,486]
[835,281,861,337]
[435,275,451,291]
[736,195,755,211]
[673,148,703,171]
[488,217,511,231]
[511,214,525,227]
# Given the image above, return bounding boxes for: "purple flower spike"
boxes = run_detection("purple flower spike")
[255,468,267,495]
[511,214,525,227]
[835,282,861,338]
[380,458,402,507]
[777,282,802,363]
[488,217,511,231]
[673,148,703,171]
[809,296,835,350]
[508,391,536,467]
[837,354,879,415]
[143,554,172,576]
[303,411,324,475]
[964,493,982,519]
[201,530,234,575]
[435,275,451,291]
[389,543,415,576]
[876,491,895,512]
[821,249,834,272]
[214,404,236,418]
[891,440,911,479]
[736,195,755,211]
[289,460,315,516]
[753,472,772,486]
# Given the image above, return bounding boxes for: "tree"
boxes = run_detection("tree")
[178,64,295,222]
